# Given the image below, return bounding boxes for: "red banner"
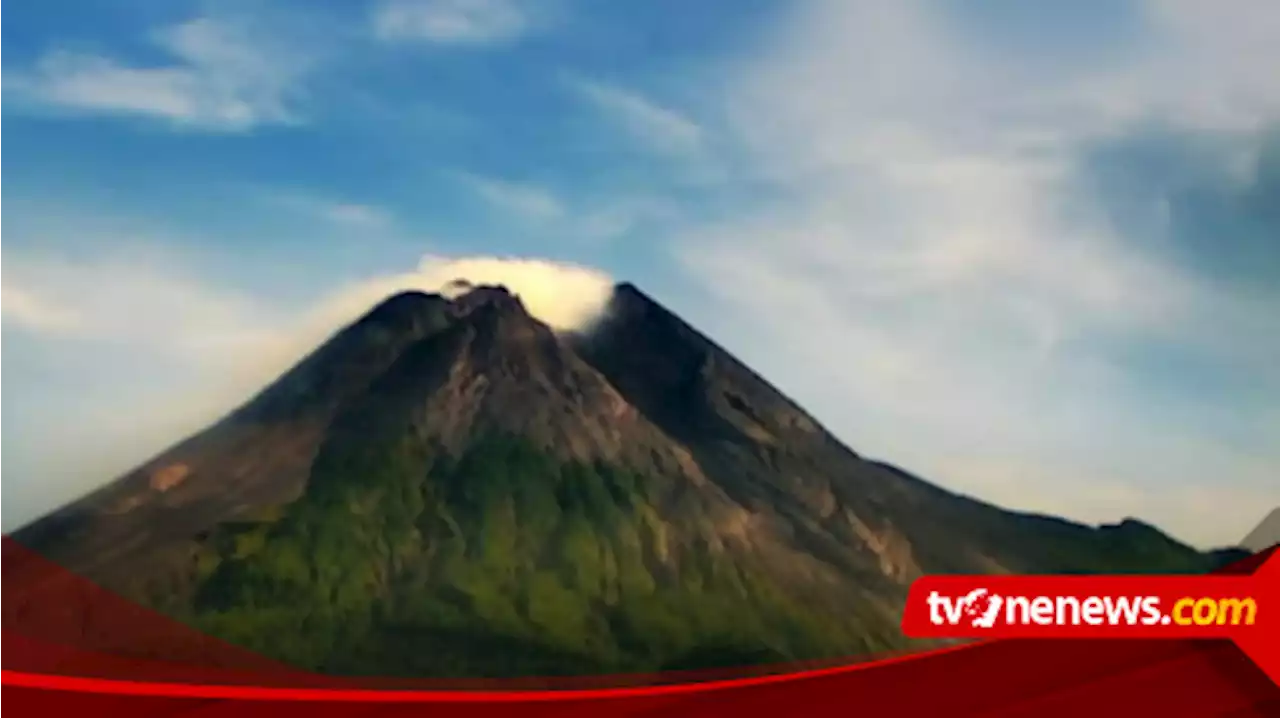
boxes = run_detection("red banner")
[4,536,1278,715]
[901,555,1279,684]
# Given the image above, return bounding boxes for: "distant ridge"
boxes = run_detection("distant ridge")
[1240,507,1280,552]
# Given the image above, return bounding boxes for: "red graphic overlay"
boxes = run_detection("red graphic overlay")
[4,536,1278,715]
[901,551,1280,685]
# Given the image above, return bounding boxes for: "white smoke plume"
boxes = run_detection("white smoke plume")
[247,254,618,379]
[313,254,617,334]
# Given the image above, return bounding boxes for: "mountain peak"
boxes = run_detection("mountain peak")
[1101,517,1169,539]
[447,283,525,317]
[358,284,533,337]
[608,281,661,315]
[613,280,644,297]
[1241,507,1280,552]
[359,290,448,329]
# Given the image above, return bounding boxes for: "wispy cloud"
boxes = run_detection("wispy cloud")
[449,170,679,240]
[323,203,393,227]
[263,191,395,229]
[566,76,704,155]
[6,17,313,131]
[451,171,566,220]
[373,0,534,45]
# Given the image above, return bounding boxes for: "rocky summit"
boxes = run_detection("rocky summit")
[10,282,1244,678]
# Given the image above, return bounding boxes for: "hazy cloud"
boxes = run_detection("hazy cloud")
[373,0,534,45]
[1,253,287,375]
[6,17,315,131]
[1,285,83,334]
[666,0,1280,547]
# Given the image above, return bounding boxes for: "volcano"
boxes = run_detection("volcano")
[9,283,1241,677]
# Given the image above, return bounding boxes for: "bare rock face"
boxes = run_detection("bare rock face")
[9,282,1234,678]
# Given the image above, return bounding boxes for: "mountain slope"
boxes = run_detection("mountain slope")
[1242,508,1280,552]
[10,283,1230,677]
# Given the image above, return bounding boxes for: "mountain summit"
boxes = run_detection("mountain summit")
[10,282,1234,677]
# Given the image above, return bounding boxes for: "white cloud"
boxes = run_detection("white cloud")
[452,171,566,221]
[7,17,311,130]
[1,253,288,378]
[316,254,614,333]
[567,76,705,155]
[1,285,83,333]
[373,0,532,45]
[664,0,1280,548]
[1093,0,1280,133]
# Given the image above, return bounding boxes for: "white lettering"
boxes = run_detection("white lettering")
[1081,597,1105,625]
[1030,597,1055,624]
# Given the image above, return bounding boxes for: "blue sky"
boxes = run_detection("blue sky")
[3,0,1277,547]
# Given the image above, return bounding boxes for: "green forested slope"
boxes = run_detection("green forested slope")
[187,435,894,676]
